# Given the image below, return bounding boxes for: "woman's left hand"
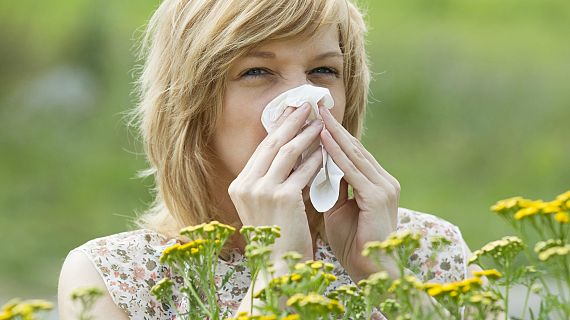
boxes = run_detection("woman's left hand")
[318,105,401,282]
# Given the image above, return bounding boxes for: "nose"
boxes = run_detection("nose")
[281,71,313,91]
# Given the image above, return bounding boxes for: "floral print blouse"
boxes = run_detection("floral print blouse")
[72,207,469,319]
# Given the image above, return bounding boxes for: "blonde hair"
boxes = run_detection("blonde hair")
[130,0,370,243]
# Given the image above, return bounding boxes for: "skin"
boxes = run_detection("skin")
[214,24,401,282]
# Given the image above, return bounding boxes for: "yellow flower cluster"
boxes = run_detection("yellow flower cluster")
[491,190,570,223]
[160,238,211,263]
[469,291,500,306]
[468,236,524,264]
[254,259,336,300]
[150,278,174,298]
[471,269,503,280]
[240,225,281,240]
[330,284,360,298]
[537,244,570,261]
[490,196,522,213]
[424,277,483,298]
[0,299,53,320]
[69,286,103,301]
[534,239,563,253]
[362,230,421,256]
[358,271,390,288]
[286,293,345,314]
[229,311,300,320]
[181,220,236,240]
[388,275,424,293]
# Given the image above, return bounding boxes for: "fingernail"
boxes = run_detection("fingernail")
[282,107,294,117]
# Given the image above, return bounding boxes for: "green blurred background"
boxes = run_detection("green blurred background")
[1,0,568,302]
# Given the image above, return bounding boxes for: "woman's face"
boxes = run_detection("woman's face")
[213,25,346,184]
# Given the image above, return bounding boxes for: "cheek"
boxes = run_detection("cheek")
[213,87,271,175]
[330,91,346,123]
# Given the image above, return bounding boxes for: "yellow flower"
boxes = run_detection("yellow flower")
[472,269,503,279]
[0,311,12,320]
[518,199,544,209]
[426,285,443,297]
[556,190,570,202]
[324,273,337,282]
[541,200,562,214]
[286,293,344,314]
[310,261,323,270]
[362,230,421,256]
[160,243,181,262]
[538,245,570,261]
[514,207,539,220]
[490,197,521,213]
[475,236,524,260]
[554,212,569,224]
[291,273,302,282]
[534,239,563,253]
[324,262,335,272]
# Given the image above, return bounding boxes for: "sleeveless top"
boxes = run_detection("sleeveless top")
[72,207,469,319]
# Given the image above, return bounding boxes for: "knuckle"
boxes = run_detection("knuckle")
[261,136,280,150]
[278,144,298,158]
[351,146,365,160]
[386,184,400,201]
[250,184,271,200]
[393,179,401,192]
[350,136,362,147]
[273,188,297,203]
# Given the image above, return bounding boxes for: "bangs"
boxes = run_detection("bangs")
[225,0,349,49]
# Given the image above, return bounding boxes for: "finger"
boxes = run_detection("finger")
[243,103,312,178]
[321,128,391,191]
[319,106,385,185]
[285,147,323,189]
[269,106,296,131]
[241,106,295,175]
[265,119,323,182]
[358,146,400,190]
[320,106,399,189]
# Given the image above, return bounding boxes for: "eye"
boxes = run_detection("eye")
[309,66,339,77]
[241,68,270,78]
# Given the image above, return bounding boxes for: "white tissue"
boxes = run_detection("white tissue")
[261,84,345,212]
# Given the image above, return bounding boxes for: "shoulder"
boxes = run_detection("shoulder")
[397,207,469,283]
[58,250,129,319]
[59,229,177,319]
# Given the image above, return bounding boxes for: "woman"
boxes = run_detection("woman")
[58,0,477,318]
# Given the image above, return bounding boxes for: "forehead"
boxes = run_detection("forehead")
[247,25,341,55]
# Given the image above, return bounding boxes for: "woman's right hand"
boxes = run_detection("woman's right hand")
[228,102,324,263]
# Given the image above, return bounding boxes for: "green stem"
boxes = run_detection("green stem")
[504,260,510,320]
[521,285,531,320]
[178,263,211,319]
[250,269,259,314]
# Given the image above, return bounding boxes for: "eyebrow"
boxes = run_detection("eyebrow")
[244,50,344,60]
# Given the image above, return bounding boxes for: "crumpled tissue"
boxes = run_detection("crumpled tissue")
[261,84,344,212]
